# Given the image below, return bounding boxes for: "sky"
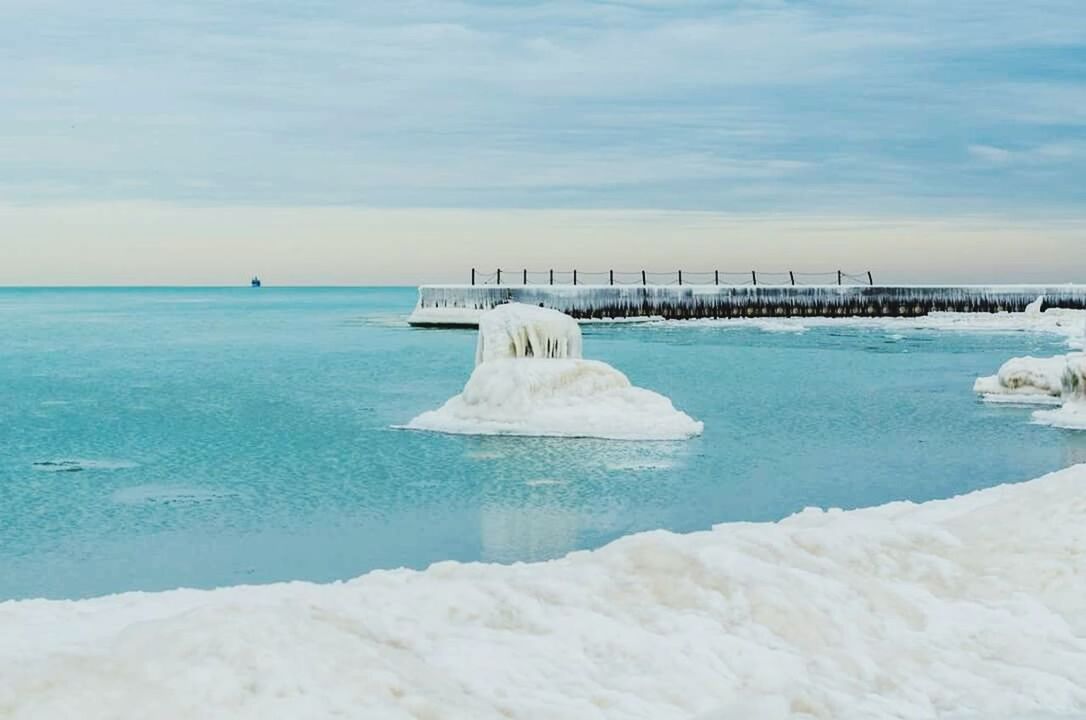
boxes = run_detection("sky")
[1,0,1084,284]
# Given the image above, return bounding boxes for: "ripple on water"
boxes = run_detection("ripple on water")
[524,478,566,487]
[111,485,237,506]
[32,459,139,473]
[466,450,506,460]
[604,459,676,472]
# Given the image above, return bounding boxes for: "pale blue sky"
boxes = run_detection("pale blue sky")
[2,1,1085,283]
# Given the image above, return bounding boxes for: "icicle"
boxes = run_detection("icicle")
[475,303,583,366]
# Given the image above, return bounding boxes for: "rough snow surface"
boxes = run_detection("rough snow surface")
[474,303,582,365]
[973,355,1073,403]
[405,303,702,440]
[405,358,704,440]
[4,464,1086,719]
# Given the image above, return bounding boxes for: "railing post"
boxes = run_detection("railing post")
[678,270,683,286]
[523,268,527,285]
[837,270,842,286]
[573,269,578,286]
[752,270,757,286]
[471,268,475,286]
[715,270,719,286]
[497,268,501,285]
[642,270,646,286]
[609,269,614,286]
[550,269,554,285]
[789,271,795,286]
[867,271,873,286]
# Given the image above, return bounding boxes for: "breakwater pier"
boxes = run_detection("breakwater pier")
[408,281,1086,327]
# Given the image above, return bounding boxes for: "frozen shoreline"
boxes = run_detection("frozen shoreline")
[4,464,1086,719]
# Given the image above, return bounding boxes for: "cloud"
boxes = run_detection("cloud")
[0,0,1084,215]
[969,142,1083,165]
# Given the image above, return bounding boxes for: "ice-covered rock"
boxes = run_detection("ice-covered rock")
[973,355,1071,404]
[1033,355,1086,429]
[404,303,702,440]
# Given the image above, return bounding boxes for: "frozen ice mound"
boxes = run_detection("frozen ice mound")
[407,358,704,440]
[973,354,1072,404]
[405,303,703,440]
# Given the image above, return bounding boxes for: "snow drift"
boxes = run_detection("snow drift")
[4,464,1086,719]
[405,303,703,440]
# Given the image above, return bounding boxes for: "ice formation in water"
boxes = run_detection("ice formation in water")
[973,355,1072,404]
[5,464,1086,719]
[405,303,703,440]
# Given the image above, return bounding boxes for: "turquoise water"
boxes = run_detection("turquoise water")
[2,288,1082,601]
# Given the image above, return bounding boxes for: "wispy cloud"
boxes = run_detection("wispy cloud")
[1,0,1085,213]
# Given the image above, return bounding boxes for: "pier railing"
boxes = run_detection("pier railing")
[470,269,874,287]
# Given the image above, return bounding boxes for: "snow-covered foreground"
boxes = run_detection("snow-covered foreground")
[4,464,1086,719]
[405,303,703,440]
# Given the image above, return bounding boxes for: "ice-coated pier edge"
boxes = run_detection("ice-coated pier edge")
[408,284,1086,326]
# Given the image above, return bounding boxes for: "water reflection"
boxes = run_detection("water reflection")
[480,504,580,563]
[472,438,689,563]
[1062,432,1086,466]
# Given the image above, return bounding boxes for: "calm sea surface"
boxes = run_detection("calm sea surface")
[2,287,1081,600]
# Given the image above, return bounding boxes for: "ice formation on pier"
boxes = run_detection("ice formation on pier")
[973,355,1070,404]
[405,303,702,440]
[408,284,1086,326]
[5,464,1086,719]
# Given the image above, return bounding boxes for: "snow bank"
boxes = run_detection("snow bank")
[1033,355,1086,429]
[404,303,702,440]
[5,464,1086,719]
[973,355,1071,404]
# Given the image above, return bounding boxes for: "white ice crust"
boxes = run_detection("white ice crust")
[405,303,702,440]
[5,464,1086,719]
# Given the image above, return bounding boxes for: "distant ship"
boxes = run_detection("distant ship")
[251,276,262,288]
